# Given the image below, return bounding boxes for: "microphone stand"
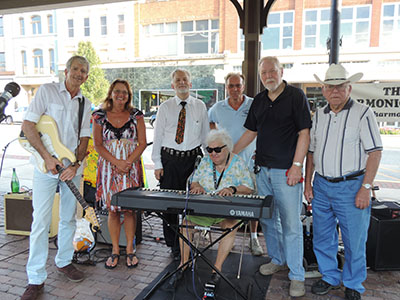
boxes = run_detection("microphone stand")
[185,168,196,197]
[186,155,202,196]
[0,138,18,178]
[183,155,203,300]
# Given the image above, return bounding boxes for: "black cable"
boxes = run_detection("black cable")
[0,236,28,249]
[0,248,29,262]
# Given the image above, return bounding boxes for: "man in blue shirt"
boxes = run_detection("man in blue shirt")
[208,72,263,256]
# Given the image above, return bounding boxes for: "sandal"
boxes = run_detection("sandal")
[105,254,120,269]
[126,253,139,269]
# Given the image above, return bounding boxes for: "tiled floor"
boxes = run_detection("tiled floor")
[1,196,400,300]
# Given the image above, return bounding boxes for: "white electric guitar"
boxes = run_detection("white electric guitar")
[19,115,101,232]
[19,115,76,173]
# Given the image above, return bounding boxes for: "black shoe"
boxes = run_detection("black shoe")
[168,269,184,288]
[311,279,340,295]
[345,288,361,300]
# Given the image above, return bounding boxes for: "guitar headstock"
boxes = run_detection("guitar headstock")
[84,207,101,232]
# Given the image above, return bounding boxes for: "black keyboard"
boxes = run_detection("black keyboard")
[111,188,273,220]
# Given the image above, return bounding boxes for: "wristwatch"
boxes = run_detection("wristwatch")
[293,162,303,168]
[362,183,372,190]
[72,160,82,167]
[229,186,237,194]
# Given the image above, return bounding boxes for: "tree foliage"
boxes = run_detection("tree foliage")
[75,41,109,106]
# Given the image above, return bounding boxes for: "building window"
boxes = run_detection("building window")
[32,15,42,35]
[19,18,25,35]
[0,17,4,37]
[84,17,90,36]
[0,52,5,71]
[49,49,55,74]
[100,16,107,35]
[340,5,371,48]
[304,8,331,48]
[181,19,219,54]
[381,3,400,45]
[21,51,27,74]
[68,19,74,37]
[142,22,178,56]
[47,15,54,33]
[141,19,219,57]
[261,11,294,50]
[33,49,43,74]
[118,14,125,34]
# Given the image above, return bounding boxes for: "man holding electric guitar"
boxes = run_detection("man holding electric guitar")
[20,56,92,300]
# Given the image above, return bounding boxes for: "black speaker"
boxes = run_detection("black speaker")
[96,210,142,247]
[367,215,400,271]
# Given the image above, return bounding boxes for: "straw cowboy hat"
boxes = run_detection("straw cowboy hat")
[314,64,363,85]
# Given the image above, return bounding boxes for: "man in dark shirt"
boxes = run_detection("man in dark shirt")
[234,56,311,297]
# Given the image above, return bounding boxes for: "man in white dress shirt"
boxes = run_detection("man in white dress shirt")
[151,69,209,260]
[21,56,91,300]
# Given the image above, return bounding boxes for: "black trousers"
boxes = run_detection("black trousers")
[160,149,200,251]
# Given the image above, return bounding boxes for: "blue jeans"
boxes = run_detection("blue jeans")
[312,173,370,293]
[257,167,305,281]
[26,169,79,285]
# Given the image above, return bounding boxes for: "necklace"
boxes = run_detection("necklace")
[213,153,231,190]
[108,110,127,127]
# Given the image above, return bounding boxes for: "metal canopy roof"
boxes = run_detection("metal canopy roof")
[0,0,130,14]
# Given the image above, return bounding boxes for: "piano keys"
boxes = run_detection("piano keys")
[111,188,273,220]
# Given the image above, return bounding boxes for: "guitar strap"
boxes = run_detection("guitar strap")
[76,97,85,158]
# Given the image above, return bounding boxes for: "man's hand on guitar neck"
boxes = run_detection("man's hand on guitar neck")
[46,156,78,181]
[44,156,64,175]
[59,163,79,181]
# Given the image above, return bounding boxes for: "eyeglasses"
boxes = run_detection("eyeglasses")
[227,84,243,89]
[324,84,348,92]
[113,90,129,96]
[206,145,227,153]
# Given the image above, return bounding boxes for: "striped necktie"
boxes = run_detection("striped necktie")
[175,101,186,144]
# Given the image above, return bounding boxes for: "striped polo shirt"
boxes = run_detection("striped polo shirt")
[309,98,383,178]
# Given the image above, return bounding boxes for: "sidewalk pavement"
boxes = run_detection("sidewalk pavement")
[1,196,400,300]
[0,126,399,299]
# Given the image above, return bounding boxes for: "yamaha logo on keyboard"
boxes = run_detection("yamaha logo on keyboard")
[229,209,255,218]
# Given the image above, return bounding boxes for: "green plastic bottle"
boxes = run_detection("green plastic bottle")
[11,168,20,193]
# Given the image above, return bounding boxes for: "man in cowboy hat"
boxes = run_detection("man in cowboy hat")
[304,64,382,300]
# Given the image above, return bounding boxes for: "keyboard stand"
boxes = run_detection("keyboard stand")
[143,212,249,300]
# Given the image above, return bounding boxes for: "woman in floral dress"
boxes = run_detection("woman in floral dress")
[93,79,147,269]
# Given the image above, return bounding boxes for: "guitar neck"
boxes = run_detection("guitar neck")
[65,179,89,210]
[56,165,89,210]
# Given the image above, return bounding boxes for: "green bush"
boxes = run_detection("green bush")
[380,127,400,135]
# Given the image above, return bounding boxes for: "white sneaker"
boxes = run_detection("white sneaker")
[259,262,288,275]
[290,280,305,297]
[249,238,263,256]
